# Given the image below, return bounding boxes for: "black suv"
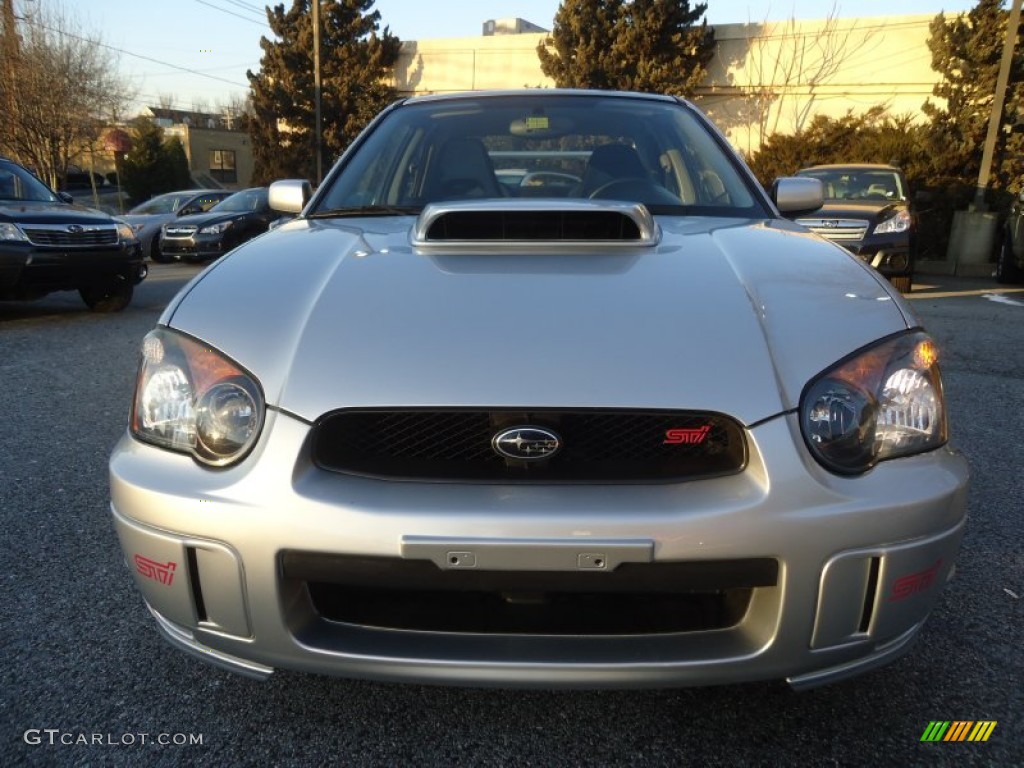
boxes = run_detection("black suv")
[1,156,146,312]
[791,164,917,292]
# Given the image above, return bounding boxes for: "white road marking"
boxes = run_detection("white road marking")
[983,293,1024,307]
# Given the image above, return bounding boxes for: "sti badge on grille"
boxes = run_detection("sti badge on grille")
[492,427,561,461]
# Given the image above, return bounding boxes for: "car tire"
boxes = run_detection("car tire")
[150,240,173,264]
[149,238,170,264]
[995,231,1023,284]
[80,281,133,313]
[888,275,912,293]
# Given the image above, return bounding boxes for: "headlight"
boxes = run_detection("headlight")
[200,220,233,234]
[800,331,946,474]
[116,222,136,242]
[0,222,28,242]
[131,328,264,467]
[873,209,911,235]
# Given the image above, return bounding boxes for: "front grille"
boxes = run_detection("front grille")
[289,553,775,635]
[796,218,869,242]
[23,225,118,247]
[312,409,746,482]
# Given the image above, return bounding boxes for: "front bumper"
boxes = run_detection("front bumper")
[160,233,228,262]
[0,242,144,298]
[835,233,914,278]
[110,410,968,689]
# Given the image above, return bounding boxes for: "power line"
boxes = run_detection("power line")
[193,0,266,26]
[22,16,250,87]
[220,0,267,18]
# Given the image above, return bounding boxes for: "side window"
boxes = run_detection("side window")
[0,169,17,199]
[210,150,237,184]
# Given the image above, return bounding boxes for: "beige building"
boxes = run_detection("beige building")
[394,14,942,155]
[161,123,254,190]
[142,108,253,189]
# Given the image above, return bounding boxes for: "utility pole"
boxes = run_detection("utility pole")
[312,0,322,185]
[973,0,1023,210]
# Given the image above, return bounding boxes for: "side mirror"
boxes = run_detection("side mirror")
[269,179,312,214]
[178,205,201,216]
[57,191,74,204]
[772,177,823,216]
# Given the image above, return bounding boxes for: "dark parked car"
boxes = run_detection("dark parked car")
[997,188,1024,284]
[158,187,279,262]
[122,189,233,262]
[791,164,917,292]
[0,155,146,312]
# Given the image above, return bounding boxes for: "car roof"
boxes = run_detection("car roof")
[402,89,680,106]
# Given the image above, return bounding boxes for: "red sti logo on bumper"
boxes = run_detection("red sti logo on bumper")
[664,426,711,445]
[888,559,942,601]
[133,554,177,586]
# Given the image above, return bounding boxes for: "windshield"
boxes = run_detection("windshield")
[211,188,266,213]
[0,162,60,203]
[797,168,906,202]
[312,94,764,217]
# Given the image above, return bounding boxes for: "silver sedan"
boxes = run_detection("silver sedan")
[110,91,968,690]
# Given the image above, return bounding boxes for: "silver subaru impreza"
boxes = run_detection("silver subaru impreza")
[110,91,968,690]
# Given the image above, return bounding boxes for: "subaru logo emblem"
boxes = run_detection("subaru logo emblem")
[822,219,839,228]
[492,426,561,461]
[66,224,83,233]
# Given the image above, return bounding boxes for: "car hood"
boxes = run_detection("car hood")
[171,211,246,228]
[802,201,907,223]
[0,201,116,224]
[122,213,173,226]
[164,215,911,426]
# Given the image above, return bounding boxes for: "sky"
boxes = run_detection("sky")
[15,0,986,115]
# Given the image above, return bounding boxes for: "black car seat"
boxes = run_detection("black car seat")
[580,144,648,197]
[426,138,503,200]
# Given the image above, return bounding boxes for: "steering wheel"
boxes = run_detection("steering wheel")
[588,178,681,205]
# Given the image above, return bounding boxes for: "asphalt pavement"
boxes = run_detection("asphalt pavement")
[1,266,1021,767]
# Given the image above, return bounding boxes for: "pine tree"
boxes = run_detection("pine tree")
[537,0,715,97]
[923,0,1024,193]
[246,0,401,184]
[120,119,193,203]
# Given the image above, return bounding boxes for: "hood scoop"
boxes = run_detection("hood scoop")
[411,200,660,251]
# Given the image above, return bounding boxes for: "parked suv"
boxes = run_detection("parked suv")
[997,189,1024,284]
[791,164,917,292]
[0,156,146,311]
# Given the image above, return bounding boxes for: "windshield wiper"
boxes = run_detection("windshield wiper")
[307,205,421,219]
